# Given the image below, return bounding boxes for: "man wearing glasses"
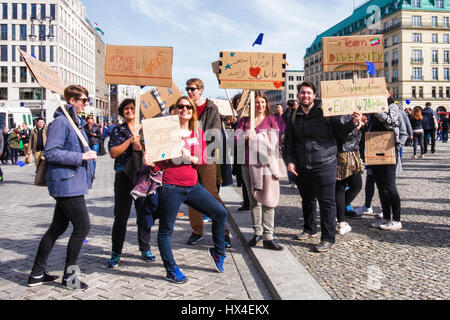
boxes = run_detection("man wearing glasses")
[185,78,231,248]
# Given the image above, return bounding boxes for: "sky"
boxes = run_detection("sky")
[83,0,370,99]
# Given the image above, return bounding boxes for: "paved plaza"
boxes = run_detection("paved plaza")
[0,141,448,300]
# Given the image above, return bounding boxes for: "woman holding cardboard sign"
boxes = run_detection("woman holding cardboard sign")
[106,98,157,269]
[366,84,407,231]
[143,96,228,284]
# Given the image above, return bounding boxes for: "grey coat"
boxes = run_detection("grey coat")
[374,103,408,148]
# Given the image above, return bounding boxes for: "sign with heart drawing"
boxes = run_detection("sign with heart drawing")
[320,77,389,117]
[218,51,286,90]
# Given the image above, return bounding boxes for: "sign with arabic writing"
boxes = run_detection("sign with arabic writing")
[218,51,286,90]
[322,35,384,72]
[105,45,173,87]
[321,77,389,117]
[18,49,65,95]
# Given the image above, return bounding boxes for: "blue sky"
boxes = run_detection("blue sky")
[83,0,368,99]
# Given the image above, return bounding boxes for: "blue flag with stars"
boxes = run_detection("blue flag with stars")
[366,60,375,76]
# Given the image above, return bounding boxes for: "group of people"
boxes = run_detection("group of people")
[24,77,446,291]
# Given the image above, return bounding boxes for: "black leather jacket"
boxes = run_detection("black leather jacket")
[284,102,356,170]
[331,115,361,153]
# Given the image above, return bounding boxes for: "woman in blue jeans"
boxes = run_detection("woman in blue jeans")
[143,96,227,284]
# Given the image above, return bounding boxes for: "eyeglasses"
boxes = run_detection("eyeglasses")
[177,104,193,110]
[77,98,89,104]
[185,87,198,92]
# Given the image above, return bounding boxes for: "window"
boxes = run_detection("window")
[444,17,449,28]
[412,16,422,26]
[0,24,7,41]
[412,0,421,7]
[393,18,399,27]
[392,51,398,65]
[0,88,7,100]
[31,4,36,19]
[413,49,422,62]
[446,87,450,98]
[413,67,422,80]
[412,86,417,98]
[0,45,7,61]
[444,50,449,63]
[432,34,438,43]
[2,3,7,19]
[393,35,398,45]
[432,67,439,80]
[12,3,17,19]
[11,66,15,83]
[11,45,16,62]
[439,87,444,98]
[1,66,7,82]
[289,76,294,81]
[39,25,46,41]
[50,4,56,20]
[413,33,422,42]
[432,50,439,63]
[39,46,45,62]
[436,0,444,9]
[31,45,35,58]
[21,3,26,19]
[432,16,438,27]
[385,53,389,67]
[444,34,449,44]
[432,87,436,98]
[384,38,389,48]
[444,68,450,81]
[19,24,26,40]
[11,24,16,40]
[50,46,54,62]
[393,69,399,82]
[419,87,423,98]
[40,4,46,20]
[19,88,46,100]
[20,67,27,83]
[289,85,294,90]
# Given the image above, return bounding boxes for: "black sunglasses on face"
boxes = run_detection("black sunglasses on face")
[77,98,89,104]
[177,104,193,110]
[185,87,198,92]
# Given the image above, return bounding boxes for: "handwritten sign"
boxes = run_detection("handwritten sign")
[218,51,286,90]
[322,35,384,72]
[18,49,65,95]
[209,98,234,116]
[140,83,182,119]
[142,115,183,162]
[105,45,173,87]
[212,61,220,80]
[365,131,396,165]
[321,78,389,116]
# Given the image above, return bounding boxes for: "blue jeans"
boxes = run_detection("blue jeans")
[158,183,227,270]
[90,144,99,172]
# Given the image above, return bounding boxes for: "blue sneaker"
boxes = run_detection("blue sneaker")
[107,252,120,268]
[141,250,156,262]
[165,266,188,284]
[187,233,203,245]
[208,248,225,273]
[224,234,232,248]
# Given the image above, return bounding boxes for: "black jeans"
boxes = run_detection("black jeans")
[424,129,436,153]
[31,196,91,276]
[10,148,19,164]
[295,162,337,243]
[335,173,362,222]
[370,163,401,222]
[364,171,376,208]
[413,131,424,156]
[111,171,151,254]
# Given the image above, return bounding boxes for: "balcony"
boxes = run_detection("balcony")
[411,58,423,64]
[384,62,389,68]
[381,22,402,34]
[392,59,399,66]
[392,77,399,82]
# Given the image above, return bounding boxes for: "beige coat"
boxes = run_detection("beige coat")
[248,130,287,208]
[30,126,47,154]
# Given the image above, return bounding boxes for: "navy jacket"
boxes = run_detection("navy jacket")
[422,107,437,130]
[44,105,94,197]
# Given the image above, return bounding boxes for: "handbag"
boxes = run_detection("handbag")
[34,105,90,186]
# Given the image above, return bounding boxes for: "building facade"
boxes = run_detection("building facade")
[0,0,101,123]
[264,69,304,110]
[304,0,450,110]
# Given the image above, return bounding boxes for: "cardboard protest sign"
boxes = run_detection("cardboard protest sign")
[18,49,65,95]
[140,83,182,119]
[218,51,286,90]
[212,61,220,80]
[142,115,183,162]
[209,98,234,116]
[365,131,396,165]
[321,77,389,117]
[322,35,384,72]
[105,45,173,87]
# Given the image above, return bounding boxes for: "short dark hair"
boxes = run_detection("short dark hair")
[297,81,316,94]
[64,85,89,104]
[36,117,45,122]
[232,93,243,110]
[118,98,135,117]
[287,99,298,107]
[425,102,432,107]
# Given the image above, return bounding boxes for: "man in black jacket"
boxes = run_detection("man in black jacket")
[284,81,360,253]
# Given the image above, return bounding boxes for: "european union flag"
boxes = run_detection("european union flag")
[366,60,375,76]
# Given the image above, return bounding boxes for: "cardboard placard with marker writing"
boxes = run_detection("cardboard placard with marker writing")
[142,115,183,163]
[140,83,182,119]
[365,131,396,166]
[105,45,173,87]
[218,51,286,90]
[321,77,389,117]
[322,35,384,73]
[18,48,66,95]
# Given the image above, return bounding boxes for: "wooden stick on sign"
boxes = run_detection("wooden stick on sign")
[224,89,237,118]
[250,91,255,133]
[135,87,141,135]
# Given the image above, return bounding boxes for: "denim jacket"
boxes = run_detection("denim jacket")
[44,105,94,197]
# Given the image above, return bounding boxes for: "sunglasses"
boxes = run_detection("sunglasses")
[177,104,193,110]
[185,87,198,92]
[77,98,89,104]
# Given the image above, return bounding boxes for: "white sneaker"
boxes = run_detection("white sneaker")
[355,206,373,215]
[370,219,389,229]
[337,222,352,235]
[379,221,402,231]
[377,212,384,219]
[290,183,297,189]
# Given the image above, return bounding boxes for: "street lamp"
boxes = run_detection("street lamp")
[28,16,55,119]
